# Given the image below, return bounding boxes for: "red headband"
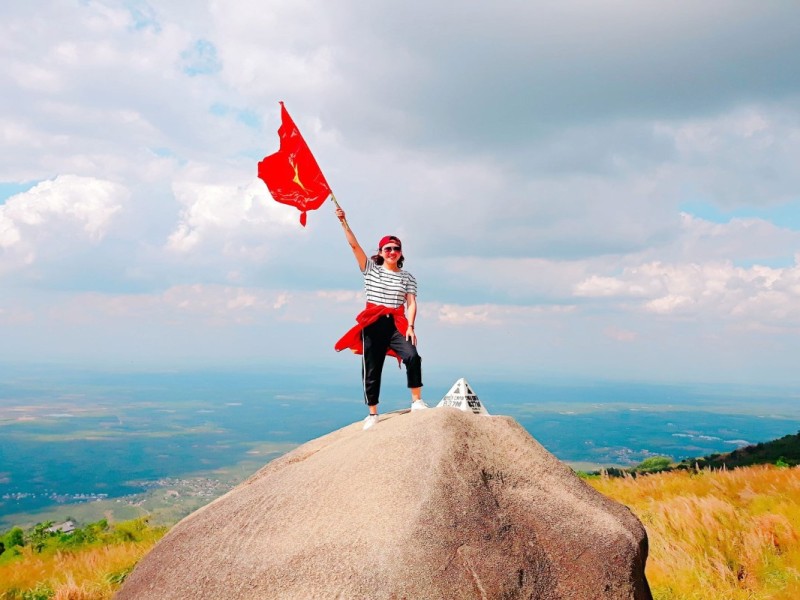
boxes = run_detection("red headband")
[378,235,401,250]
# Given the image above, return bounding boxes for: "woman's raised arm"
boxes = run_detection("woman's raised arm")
[335,207,367,271]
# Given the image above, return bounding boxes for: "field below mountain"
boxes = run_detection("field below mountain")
[5,368,800,530]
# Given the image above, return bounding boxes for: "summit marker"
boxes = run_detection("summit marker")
[436,377,490,415]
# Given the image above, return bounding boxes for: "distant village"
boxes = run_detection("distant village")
[2,476,231,513]
[2,491,109,503]
[126,476,230,504]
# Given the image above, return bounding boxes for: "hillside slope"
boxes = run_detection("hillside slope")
[678,430,800,470]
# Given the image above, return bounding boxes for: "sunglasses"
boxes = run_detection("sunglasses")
[382,246,401,253]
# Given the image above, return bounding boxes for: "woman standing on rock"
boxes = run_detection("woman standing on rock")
[334,207,428,430]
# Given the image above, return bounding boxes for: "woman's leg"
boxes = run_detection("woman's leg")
[388,329,423,401]
[362,318,392,411]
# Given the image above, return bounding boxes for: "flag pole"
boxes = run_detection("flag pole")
[330,192,351,231]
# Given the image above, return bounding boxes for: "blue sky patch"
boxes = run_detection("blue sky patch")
[0,181,39,204]
[681,199,800,231]
[149,147,175,158]
[125,1,160,32]
[181,39,221,76]
[210,103,260,129]
[734,257,796,269]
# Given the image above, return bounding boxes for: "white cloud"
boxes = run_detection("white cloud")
[574,256,800,328]
[0,175,126,270]
[431,302,575,326]
[41,284,291,326]
[573,276,634,299]
[167,177,296,254]
[316,290,362,304]
[675,212,800,262]
[603,327,638,343]
[1,285,365,344]
[654,107,800,207]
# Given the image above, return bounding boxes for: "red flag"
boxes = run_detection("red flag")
[258,102,331,226]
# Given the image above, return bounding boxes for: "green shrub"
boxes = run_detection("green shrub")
[3,528,24,552]
[106,565,134,585]
[633,456,673,474]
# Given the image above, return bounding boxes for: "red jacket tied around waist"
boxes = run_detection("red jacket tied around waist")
[335,303,408,361]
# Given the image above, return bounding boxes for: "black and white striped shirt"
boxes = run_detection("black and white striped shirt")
[363,259,417,308]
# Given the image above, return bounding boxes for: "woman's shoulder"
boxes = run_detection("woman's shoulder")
[362,257,378,274]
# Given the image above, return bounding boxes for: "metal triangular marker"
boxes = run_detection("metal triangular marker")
[436,377,490,415]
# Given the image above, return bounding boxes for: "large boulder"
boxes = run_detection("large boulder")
[117,407,652,599]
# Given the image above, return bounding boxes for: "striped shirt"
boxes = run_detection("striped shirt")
[363,259,417,308]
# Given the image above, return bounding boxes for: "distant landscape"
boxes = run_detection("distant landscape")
[2,364,799,529]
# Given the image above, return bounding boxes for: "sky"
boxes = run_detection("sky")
[1,0,800,386]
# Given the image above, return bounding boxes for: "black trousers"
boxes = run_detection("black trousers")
[362,315,423,406]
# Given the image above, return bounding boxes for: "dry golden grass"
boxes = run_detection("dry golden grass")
[0,540,157,600]
[588,465,800,600]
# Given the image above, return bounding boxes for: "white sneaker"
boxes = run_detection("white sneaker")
[411,400,429,411]
[363,414,379,430]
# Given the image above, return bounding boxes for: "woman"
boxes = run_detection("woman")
[334,207,427,430]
